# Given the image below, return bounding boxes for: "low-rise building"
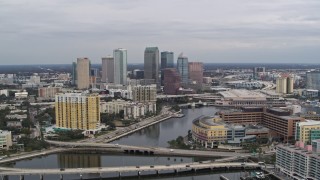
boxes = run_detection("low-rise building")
[192,116,254,148]
[38,86,62,98]
[6,120,23,128]
[219,107,305,141]
[15,91,28,99]
[132,84,156,103]
[100,100,156,120]
[0,130,12,150]
[301,89,319,98]
[5,114,27,121]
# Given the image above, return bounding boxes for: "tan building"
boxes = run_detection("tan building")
[132,85,157,103]
[55,93,100,131]
[276,75,293,94]
[76,58,90,89]
[295,121,320,144]
[0,130,12,150]
[219,107,304,141]
[38,87,62,98]
[188,62,203,84]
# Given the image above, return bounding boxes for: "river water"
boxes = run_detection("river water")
[4,107,273,180]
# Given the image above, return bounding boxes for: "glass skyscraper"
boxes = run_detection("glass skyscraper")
[306,70,320,90]
[160,51,174,85]
[161,51,174,69]
[114,48,127,85]
[177,54,189,84]
[144,47,159,84]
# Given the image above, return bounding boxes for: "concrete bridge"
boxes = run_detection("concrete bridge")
[46,140,249,158]
[0,162,262,180]
[0,139,251,165]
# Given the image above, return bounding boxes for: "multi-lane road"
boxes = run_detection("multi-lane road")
[0,162,262,176]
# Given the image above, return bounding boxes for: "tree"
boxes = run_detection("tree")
[22,119,34,128]
[187,130,192,141]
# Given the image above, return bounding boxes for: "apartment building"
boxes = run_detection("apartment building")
[132,85,157,103]
[295,121,320,144]
[276,143,320,180]
[55,93,100,132]
[0,130,12,150]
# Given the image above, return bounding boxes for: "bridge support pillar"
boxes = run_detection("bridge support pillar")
[1,175,8,180]
[193,168,197,174]
[59,174,63,180]
[19,175,24,180]
[40,174,43,180]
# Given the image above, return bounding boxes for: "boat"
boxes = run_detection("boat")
[173,113,185,118]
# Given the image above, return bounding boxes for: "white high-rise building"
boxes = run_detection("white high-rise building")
[114,48,127,85]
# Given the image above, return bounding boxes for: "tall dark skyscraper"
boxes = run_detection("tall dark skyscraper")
[71,62,77,85]
[177,53,189,84]
[160,51,174,85]
[101,56,114,83]
[144,47,159,84]
[161,51,174,69]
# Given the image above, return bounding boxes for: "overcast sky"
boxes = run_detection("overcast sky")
[1,0,320,65]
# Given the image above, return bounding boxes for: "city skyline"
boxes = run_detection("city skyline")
[1,0,320,65]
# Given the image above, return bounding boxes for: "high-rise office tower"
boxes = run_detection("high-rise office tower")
[161,51,174,69]
[188,62,203,84]
[55,93,100,131]
[276,75,294,94]
[114,48,127,85]
[101,56,114,83]
[144,47,159,84]
[71,62,77,85]
[177,53,189,84]
[306,70,320,90]
[253,67,265,80]
[160,51,174,85]
[163,68,181,95]
[76,58,90,89]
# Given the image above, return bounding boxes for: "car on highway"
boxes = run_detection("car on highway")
[60,168,65,171]
[169,149,174,152]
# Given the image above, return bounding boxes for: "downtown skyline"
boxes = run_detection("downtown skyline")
[1,0,320,65]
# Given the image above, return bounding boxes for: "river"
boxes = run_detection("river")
[4,107,272,180]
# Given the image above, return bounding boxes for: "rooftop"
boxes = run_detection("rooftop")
[219,89,266,99]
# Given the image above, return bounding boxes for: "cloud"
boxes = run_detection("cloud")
[0,0,320,64]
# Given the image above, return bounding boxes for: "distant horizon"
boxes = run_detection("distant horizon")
[1,1,320,64]
[1,62,320,66]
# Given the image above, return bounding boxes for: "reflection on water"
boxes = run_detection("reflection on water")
[58,153,101,168]
[6,107,264,180]
[113,107,221,147]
